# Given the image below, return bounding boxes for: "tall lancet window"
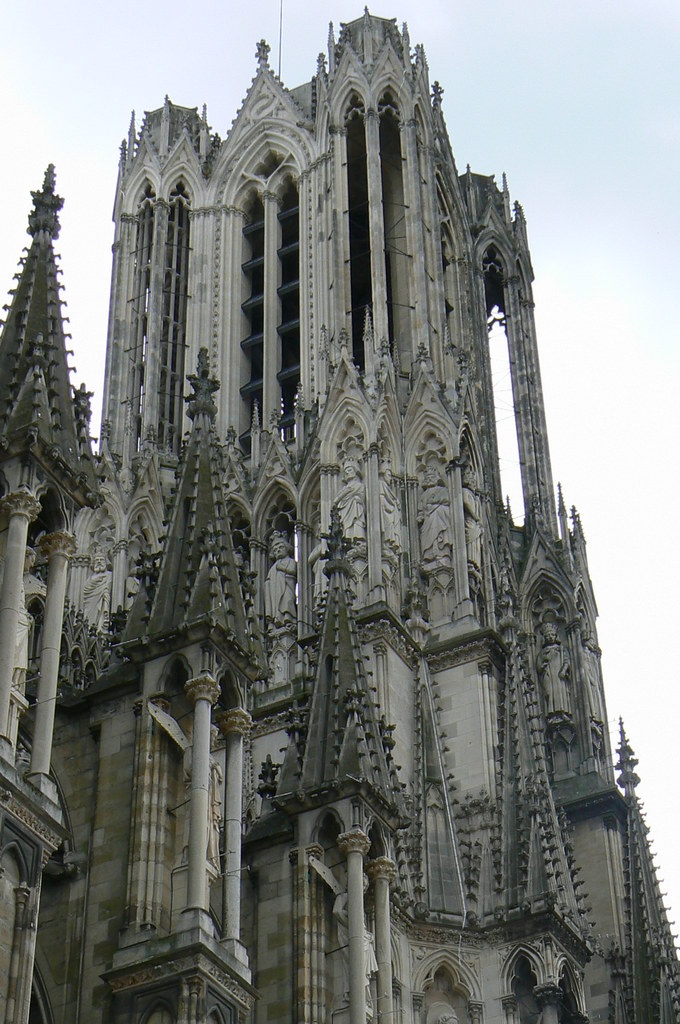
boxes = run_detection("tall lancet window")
[158,183,190,454]
[240,196,265,450]
[483,245,523,522]
[346,95,371,368]
[379,92,410,362]
[240,181,300,452]
[277,184,300,438]
[130,183,155,451]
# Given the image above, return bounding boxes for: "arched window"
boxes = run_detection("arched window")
[130,183,156,451]
[240,180,300,449]
[379,91,410,364]
[346,95,371,367]
[158,183,190,454]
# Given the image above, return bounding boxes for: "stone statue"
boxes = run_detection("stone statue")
[335,455,366,546]
[537,621,572,714]
[417,459,452,569]
[263,531,297,628]
[207,728,223,871]
[462,460,482,570]
[15,547,45,688]
[379,461,401,552]
[83,550,112,631]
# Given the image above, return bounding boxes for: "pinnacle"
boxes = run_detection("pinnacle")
[28,165,63,241]
[185,347,219,422]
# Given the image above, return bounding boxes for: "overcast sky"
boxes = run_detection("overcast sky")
[2,1,679,934]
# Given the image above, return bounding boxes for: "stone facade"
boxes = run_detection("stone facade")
[0,12,678,1024]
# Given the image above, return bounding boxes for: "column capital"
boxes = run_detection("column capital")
[216,706,252,737]
[367,856,397,884]
[534,983,560,1009]
[0,490,41,522]
[337,827,370,858]
[185,673,220,706]
[468,1001,484,1024]
[40,531,77,560]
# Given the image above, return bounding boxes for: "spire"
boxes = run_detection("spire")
[616,720,640,799]
[0,168,97,505]
[616,722,680,1017]
[122,351,262,677]
[276,511,404,826]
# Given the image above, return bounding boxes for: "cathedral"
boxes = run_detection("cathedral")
[0,11,677,1024]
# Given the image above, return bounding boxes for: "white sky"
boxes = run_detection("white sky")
[2,1,679,936]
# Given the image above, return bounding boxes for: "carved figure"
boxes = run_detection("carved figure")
[537,621,572,714]
[83,550,112,630]
[583,637,604,722]
[15,548,45,688]
[207,729,223,871]
[379,461,401,552]
[417,459,452,569]
[335,455,366,546]
[462,460,482,569]
[263,531,297,628]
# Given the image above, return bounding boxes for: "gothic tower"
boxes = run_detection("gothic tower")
[0,12,677,1024]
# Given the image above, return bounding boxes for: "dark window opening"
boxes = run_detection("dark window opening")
[158,184,190,455]
[346,100,370,369]
[379,98,410,363]
[240,198,265,453]
[277,186,300,439]
[130,184,155,450]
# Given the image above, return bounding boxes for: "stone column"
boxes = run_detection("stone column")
[263,191,281,423]
[184,672,220,923]
[217,707,252,945]
[448,458,473,617]
[338,827,370,1024]
[0,491,41,748]
[365,443,383,600]
[364,109,389,344]
[534,983,560,1024]
[29,532,77,788]
[368,856,397,1024]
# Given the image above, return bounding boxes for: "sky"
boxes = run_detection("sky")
[1,0,679,937]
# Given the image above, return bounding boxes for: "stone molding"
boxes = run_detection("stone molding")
[184,673,220,706]
[217,707,252,738]
[40,530,77,560]
[337,827,370,858]
[0,491,41,522]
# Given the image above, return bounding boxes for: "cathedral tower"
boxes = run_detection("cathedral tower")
[0,12,677,1024]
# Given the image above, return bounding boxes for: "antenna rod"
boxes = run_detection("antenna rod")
[278,0,283,77]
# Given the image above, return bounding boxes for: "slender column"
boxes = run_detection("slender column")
[338,827,370,1024]
[364,110,389,343]
[368,856,397,1024]
[184,673,220,916]
[217,707,252,943]
[534,984,560,1024]
[29,532,76,783]
[0,492,41,745]
[263,191,281,424]
[448,459,473,616]
[365,443,383,599]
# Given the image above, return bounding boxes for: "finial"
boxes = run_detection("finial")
[362,307,374,352]
[616,720,640,797]
[185,347,220,421]
[324,504,350,571]
[256,39,271,68]
[432,81,444,110]
[28,165,63,240]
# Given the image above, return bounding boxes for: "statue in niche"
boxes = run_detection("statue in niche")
[379,459,401,553]
[332,886,378,1010]
[583,635,604,723]
[15,547,45,689]
[335,454,367,548]
[207,725,222,871]
[263,531,297,629]
[83,549,112,630]
[417,457,452,570]
[462,458,482,570]
[537,619,572,715]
